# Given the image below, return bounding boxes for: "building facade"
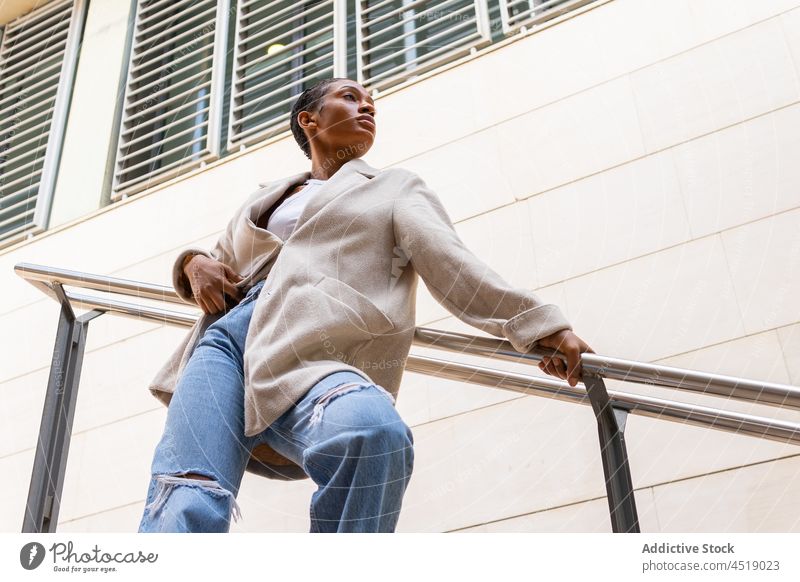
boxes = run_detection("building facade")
[1,0,799,532]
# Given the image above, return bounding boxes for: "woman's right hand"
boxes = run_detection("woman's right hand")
[184,255,245,314]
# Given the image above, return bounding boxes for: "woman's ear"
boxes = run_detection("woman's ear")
[298,110,316,131]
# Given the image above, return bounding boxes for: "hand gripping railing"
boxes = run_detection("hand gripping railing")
[14,262,800,533]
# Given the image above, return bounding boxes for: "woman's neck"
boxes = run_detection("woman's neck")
[308,154,359,180]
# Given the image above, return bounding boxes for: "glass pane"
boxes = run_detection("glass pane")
[0,0,73,242]
[231,0,335,144]
[116,0,216,187]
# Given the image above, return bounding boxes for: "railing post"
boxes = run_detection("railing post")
[583,372,640,533]
[22,282,103,533]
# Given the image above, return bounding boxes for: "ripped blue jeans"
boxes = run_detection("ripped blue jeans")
[138,278,415,533]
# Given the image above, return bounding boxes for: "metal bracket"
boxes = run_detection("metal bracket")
[22,283,104,533]
[583,373,640,533]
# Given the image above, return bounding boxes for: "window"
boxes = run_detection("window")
[0,0,85,249]
[109,0,600,197]
[355,0,492,93]
[498,0,595,35]
[226,0,496,141]
[227,0,342,150]
[112,0,232,198]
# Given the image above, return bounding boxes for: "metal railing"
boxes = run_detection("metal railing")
[14,261,800,533]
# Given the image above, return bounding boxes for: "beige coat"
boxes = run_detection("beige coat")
[148,157,572,481]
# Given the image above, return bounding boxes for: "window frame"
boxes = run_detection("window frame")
[226,0,348,152]
[0,0,88,250]
[110,0,233,200]
[498,0,597,36]
[354,0,493,94]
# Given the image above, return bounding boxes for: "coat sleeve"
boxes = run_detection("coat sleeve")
[391,170,572,354]
[171,212,239,306]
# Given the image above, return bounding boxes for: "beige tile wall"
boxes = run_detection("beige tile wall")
[2,0,799,532]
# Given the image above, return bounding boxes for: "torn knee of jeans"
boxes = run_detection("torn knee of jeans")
[309,381,396,427]
[144,471,242,524]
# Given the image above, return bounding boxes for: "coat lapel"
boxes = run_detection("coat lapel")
[255,157,379,241]
[249,170,309,223]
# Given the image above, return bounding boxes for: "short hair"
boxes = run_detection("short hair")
[290,77,349,160]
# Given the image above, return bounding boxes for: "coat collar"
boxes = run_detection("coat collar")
[256,156,380,188]
[250,157,380,242]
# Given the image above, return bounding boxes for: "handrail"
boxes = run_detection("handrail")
[14,261,800,534]
[411,328,800,412]
[15,262,189,306]
[17,263,800,414]
[406,353,800,446]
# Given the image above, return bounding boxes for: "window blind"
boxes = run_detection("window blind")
[356,0,491,93]
[498,0,597,36]
[112,0,231,198]
[228,0,345,150]
[0,0,83,249]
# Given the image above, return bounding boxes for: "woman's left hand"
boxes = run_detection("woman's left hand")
[535,329,595,387]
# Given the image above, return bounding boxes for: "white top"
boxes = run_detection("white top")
[266,178,327,241]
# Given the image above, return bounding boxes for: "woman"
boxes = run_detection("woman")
[139,77,594,533]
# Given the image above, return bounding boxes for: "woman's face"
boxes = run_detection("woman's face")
[300,80,377,160]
